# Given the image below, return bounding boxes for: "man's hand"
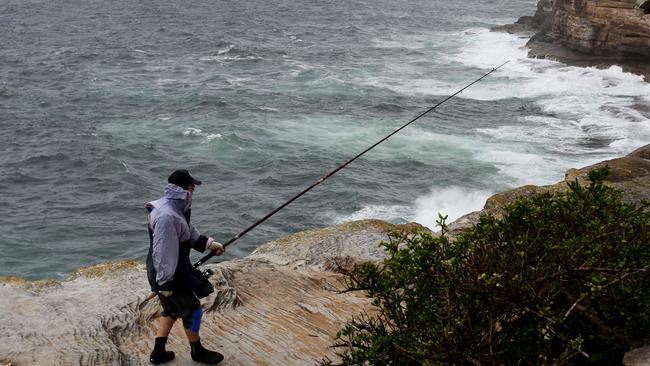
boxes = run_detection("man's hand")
[207,239,225,256]
[159,290,173,297]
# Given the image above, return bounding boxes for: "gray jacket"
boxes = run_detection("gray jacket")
[145,184,209,292]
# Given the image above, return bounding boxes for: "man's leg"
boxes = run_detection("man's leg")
[157,316,176,337]
[183,306,224,364]
[184,327,199,343]
[150,306,177,364]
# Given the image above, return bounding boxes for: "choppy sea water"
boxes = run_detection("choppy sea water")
[1,0,649,280]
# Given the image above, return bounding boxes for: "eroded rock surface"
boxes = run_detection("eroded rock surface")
[0,221,421,366]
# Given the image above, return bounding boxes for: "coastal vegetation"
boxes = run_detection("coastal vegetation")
[324,167,650,365]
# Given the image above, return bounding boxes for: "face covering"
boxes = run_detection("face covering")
[183,190,193,212]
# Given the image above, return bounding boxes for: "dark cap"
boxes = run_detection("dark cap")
[168,169,202,189]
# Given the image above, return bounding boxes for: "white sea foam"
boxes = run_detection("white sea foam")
[199,50,260,62]
[411,186,492,230]
[119,160,131,173]
[448,28,650,101]
[182,128,222,143]
[474,149,569,186]
[363,28,650,223]
[330,186,491,231]
[156,78,179,85]
[218,44,234,55]
[450,28,650,179]
[331,204,413,225]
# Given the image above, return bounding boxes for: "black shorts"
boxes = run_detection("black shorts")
[158,291,200,321]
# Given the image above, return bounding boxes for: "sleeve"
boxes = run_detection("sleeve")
[151,215,180,291]
[188,222,209,252]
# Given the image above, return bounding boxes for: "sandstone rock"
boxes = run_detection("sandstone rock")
[482,144,650,215]
[0,220,422,366]
[249,219,426,267]
[625,345,650,366]
[502,0,650,80]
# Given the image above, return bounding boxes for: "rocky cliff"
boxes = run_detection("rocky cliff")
[2,146,650,365]
[499,0,650,79]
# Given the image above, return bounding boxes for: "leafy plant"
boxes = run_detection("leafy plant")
[323,167,650,365]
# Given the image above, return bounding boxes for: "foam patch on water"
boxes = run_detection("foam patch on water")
[445,28,650,165]
[218,44,234,55]
[183,127,222,143]
[474,149,569,186]
[448,28,650,102]
[329,186,492,231]
[411,186,492,230]
[331,204,413,225]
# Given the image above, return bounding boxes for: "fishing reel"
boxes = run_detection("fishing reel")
[201,268,214,279]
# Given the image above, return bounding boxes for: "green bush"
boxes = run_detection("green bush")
[323,167,650,365]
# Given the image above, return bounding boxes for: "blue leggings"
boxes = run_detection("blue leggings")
[182,306,203,333]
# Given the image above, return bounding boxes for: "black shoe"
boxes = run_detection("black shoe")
[191,347,224,364]
[150,350,175,364]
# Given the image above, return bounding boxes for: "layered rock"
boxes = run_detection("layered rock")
[0,220,423,366]
[498,0,650,79]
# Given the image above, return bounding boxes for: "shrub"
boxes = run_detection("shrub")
[323,167,650,365]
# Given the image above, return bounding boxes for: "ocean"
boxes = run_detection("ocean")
[1,0,649,280]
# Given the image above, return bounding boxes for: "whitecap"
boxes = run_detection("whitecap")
[446,28,650,102]
[411,186,492,230]
[182,128,223,143]
[217,44,234,55]
[156,79,179,85]
[331,204,412,225]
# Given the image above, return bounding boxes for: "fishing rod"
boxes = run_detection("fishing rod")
[194,60,509,270]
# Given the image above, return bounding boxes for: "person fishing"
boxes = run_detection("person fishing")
[139,63,506,364]
[145,169,225,365]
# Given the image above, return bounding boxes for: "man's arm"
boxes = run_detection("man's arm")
[151,216,180,291]
[188,223,209,252]
[189,223,224,255]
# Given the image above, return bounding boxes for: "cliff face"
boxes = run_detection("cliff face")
[530,0,650,57]
[501,0,650,78]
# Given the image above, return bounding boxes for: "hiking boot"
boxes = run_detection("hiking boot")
[150,336,175,364]
[149,350,175,364]
[190,340,224,364]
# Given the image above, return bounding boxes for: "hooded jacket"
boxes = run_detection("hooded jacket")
[145,183,210,293]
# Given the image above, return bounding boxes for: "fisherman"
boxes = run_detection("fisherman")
[145,169,225,365]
